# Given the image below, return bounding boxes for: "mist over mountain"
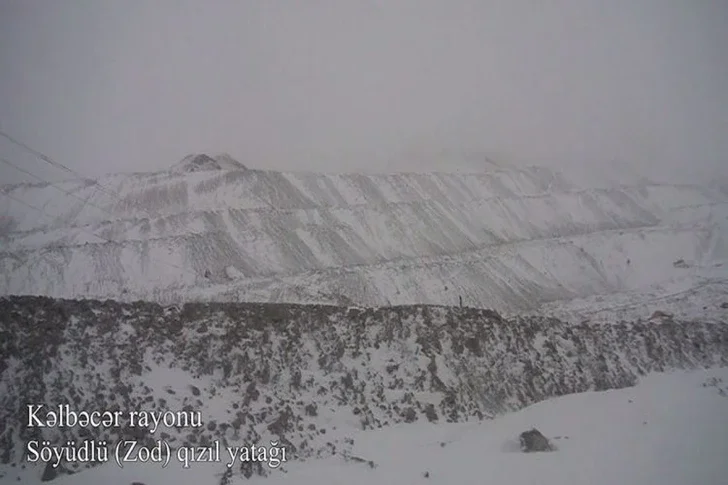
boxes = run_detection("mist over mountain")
[1,154,726,323]
[170,154,248,174]
[2,1,728,482]
[1,154,727,484]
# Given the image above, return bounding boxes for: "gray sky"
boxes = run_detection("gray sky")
[1,0,727,185]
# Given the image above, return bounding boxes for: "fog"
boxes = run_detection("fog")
[1,0,726,185]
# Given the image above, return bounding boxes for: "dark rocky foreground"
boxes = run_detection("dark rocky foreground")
[0,295,726,482]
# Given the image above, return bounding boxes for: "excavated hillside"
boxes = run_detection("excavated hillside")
[1,157,727,322]
[1,295,726,482]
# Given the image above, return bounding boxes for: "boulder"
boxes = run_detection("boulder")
[649,310,673,321]
[519,428,554,452]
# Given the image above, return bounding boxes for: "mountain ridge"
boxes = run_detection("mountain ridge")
[1,156,726,322]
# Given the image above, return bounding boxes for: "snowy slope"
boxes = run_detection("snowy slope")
[1,296,726,483]
[4,363,727,484]
[247,368,728,485]
[170,154,248,174]
[1,155,726,321]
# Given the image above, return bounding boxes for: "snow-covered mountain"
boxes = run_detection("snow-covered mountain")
[170,154,248,174]
[1,296,726,483]
[1,156,727,483]
[1,154,726,321]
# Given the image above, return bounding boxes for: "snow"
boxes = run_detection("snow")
[2,159,727,320]
[170,154,248,174]
[6,368,726,485]
[225,265,245,279]
[3,156,726,485]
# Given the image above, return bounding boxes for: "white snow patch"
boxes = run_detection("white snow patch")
[6,368,727,485]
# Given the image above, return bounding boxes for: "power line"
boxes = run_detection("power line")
[0,129,198,277]
[2,189,193,277]
[0,130,77,176]
[1,156,124,224]
[0,129,167,223]
[2,191,67,229]
[0,157,195,277]
[1,190,113,277]
[1,156,102,214]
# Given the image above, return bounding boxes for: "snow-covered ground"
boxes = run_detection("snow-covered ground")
[1,157,727,485]
[5,367,726,485]
[265,369,728,485]
[536,275,728,324]
[1,156,726,322]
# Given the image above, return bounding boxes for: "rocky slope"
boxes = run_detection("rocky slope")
[1,295,726,482]
[1,156,726,321]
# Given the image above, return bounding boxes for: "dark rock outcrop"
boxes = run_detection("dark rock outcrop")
[0,296,726,481]
[519,428,554,452]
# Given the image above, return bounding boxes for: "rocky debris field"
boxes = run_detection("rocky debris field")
[0,295,726,482]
